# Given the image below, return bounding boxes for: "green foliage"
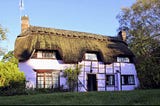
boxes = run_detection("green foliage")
[0,61,25,95]
[0,26,25,95]
[1,51,18,65]
[137,57,160,88]
[63,65,81,92]
[0,25,7,55]
[0,25,7,40]
[24,87,68,95]
[117,0,160,88]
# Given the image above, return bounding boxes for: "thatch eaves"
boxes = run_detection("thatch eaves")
[14,26,134,64]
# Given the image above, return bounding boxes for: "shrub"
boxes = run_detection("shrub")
[0,62,25,95]
[63,65,81,92]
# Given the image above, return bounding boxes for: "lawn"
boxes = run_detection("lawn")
[0,89,159,105]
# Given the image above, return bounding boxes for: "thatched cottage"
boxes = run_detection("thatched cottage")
[14,16,139,91]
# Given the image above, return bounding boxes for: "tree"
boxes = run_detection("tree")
[0,61,25,95]
[1,51,18,65]
[116,0,160,88]
[0,26,25,95]
[63,65,81,92]
[0,51,25,95]
[0,25,7,55]
[0,62,25,87]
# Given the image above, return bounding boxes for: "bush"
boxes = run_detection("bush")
[63,65,81,92]
[0,81,25,96]
[137,57,160,89]
[0,62,25,96]
[25,87,68,95]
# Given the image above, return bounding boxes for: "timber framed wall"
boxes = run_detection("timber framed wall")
[77,61,138,92]
[78,60,115,92]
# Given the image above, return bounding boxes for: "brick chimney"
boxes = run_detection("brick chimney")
[21,15,29,32]
[118,30,127,42]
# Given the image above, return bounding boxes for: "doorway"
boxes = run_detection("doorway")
[87,74,97,91]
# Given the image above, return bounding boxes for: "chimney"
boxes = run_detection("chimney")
[118,30,127,42]
[21,15,29,32]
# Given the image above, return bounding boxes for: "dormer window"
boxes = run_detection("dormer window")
[32,50,56,59]
[85,53,98,61]
[117,57,130,62]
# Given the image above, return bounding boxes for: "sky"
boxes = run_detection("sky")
[0,0,136,54]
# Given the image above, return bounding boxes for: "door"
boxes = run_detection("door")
[87,74,97,91]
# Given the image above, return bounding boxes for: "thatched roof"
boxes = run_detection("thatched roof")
[14,26,134,64]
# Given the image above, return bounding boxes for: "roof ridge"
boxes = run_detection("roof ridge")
[29,25,109,36]
[30,26,122,40]
[18,25,126,44]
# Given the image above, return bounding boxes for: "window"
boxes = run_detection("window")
[37,72,59,88]
[37,73,45,88]
[42,51,55,58]
[117,57,130,62]
[106,75,115,85]
[121,75,135,85]
[85,53,98,61]
[37,51,56,58]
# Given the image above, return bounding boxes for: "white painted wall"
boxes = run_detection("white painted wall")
[18,62,36,88]
[27,59,64,70]
[18,59,139,91]
[120,63,140,90]
[77,61,139,91]
[19,59,66,89]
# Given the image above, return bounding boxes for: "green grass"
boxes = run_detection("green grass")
[0,89,160,105]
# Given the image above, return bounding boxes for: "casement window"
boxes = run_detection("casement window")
[121,75,135,85]
[37,72,59,88]
[85,53,98,61]
[117,57,130,62]
[106,75,115,85]
[37,51,56,58]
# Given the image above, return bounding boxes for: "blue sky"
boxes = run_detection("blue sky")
[0,0,136,53]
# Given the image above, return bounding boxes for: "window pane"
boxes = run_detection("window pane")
[121,76,124,85]
[85,53,97,60]
[46,73,52,76]
[121,75,135,85]
[106,75,115,85]
[37,51,42,58]
[42,51,56,58]
[41,84,44,88]
[128,76,134,84]
[37,73,44,76]
[117,57,130,62]
[52,72,59,88]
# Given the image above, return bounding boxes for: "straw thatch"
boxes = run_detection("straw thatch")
[14,26,134,63]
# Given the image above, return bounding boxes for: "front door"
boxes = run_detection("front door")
[87,74,97,91]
